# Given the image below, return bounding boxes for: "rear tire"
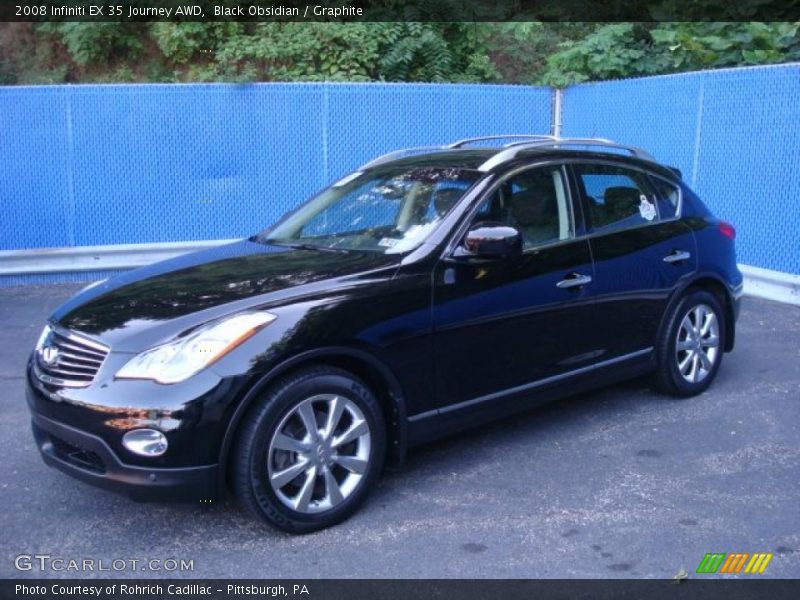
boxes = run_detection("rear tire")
[655,290,726,398]
[231,366,386,533]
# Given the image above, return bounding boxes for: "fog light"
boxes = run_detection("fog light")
[122,429,168,457]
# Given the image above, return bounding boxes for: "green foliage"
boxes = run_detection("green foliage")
[151,23,242,64]
[652,22,800,70]
[541,24,671,87]
[376,23,499,82]
[0,25,66,83]
[1,21,797,87]
[105,65,136,83]
[210,22,497,83]
[377,23,451,81]
[215,23,382,82]
[40,23,142,65]
[0,61,16,85]
[485,22,594,85]
[541,22,800,87]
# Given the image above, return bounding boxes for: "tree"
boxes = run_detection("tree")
[0,21,797,86]
[539,22,800,87]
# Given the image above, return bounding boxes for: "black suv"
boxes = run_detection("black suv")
[27,135,743,532]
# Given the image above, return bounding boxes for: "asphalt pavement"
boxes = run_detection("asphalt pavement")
[1,283,798,579]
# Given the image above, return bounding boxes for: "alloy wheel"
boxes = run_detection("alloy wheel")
[266,394,371,514]
[675,303,720,384]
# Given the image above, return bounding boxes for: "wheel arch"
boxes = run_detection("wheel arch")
[658,273,736,354]
[217,346,409,496]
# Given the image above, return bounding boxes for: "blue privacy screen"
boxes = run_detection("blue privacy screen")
[0,82,551,249]
[562,64,800,275]
[2,66,799,281]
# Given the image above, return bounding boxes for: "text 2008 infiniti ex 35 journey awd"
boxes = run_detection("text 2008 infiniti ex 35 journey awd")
[27,135,742,532]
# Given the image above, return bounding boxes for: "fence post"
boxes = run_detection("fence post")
[551,88,564,137]
[691,78,705,188]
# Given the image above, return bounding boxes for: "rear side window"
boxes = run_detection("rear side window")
[650,177,681,219]
[574,164,659,233]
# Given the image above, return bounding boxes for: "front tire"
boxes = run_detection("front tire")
[655,290,726,398]
[232,366,386,533]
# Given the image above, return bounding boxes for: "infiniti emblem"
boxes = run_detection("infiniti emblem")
[41,345,60,366]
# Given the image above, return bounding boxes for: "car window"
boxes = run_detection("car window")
[470,166,573,250]
[301,181,402,236]
[263,167,480,254]
[574,164,659,233]
[650,177,681,219]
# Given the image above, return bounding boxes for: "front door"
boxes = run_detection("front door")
[432,164,597,418]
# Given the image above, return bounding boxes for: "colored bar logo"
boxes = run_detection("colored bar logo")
[697,552,773,574]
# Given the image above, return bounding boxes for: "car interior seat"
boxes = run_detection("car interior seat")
[596,186,646,229]
[507,184,560,247]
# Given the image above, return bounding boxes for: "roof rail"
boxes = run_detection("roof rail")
[447,134,557,148]
[358,135,556,169]
[478,137,656,171]
[358,135,657,171]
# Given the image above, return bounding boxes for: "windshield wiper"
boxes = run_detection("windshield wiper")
[268,241,350,254]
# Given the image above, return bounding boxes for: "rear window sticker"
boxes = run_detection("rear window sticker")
[639,195,657,221]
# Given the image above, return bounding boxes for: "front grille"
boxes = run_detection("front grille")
[50,435,106,473]
[35,326,109,388]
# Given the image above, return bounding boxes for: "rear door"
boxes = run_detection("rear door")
[569,162,697,361]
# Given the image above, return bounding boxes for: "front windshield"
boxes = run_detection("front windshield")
[260,166,481,254]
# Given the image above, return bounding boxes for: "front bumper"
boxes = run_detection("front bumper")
[30,411,218,503]
[24,356,238,503]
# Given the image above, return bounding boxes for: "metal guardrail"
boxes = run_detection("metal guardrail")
[1,240,798,306]
[740,264,800,306]
[0,239,240,276]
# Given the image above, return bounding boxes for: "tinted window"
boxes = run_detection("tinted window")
[651,177,681,219]
[575,164,659,233]
[471,166,572,250]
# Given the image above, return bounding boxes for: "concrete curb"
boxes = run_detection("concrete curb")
[1,241,799,306]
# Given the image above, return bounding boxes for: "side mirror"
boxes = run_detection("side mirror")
[461,222,522,259]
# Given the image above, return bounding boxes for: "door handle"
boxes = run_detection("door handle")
[556,273,592,290]
[663,250,691,264]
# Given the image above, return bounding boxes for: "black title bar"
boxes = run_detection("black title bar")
[2,0,800,22]
[4,579,800,600]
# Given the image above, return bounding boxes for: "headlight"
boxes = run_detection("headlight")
[116,312,276,384]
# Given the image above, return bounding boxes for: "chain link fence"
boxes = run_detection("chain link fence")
[562,63,800,275]
[1,65,798,285]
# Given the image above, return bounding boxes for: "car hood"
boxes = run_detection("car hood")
[50,239,399,352]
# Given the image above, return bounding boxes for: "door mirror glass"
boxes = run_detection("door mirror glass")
[462,222,522,259]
